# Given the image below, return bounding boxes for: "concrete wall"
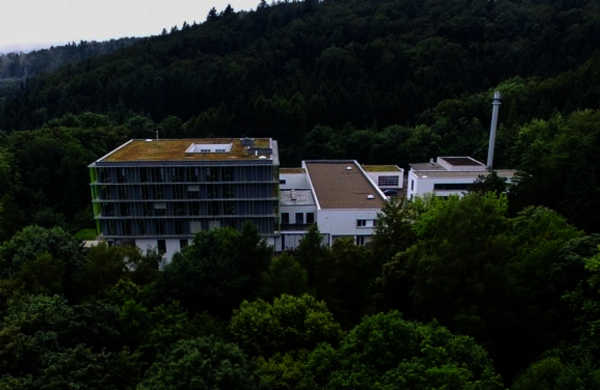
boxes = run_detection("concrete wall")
[280,172,309,189]
[135,238,185,263]
[316,209,379,246]
[365,170,404,189]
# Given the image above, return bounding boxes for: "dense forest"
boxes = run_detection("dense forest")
[2,0,600,388]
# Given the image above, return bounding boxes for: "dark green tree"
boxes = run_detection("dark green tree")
[138,336,268,390]
[297,311,504,390]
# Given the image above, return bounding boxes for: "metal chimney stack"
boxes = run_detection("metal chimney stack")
[487,91,502,170]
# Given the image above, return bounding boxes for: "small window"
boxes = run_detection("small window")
[411,180,414,191]
[357,219,367,227]
[157,239,166,255]
[279,179,287,185]
[306,212,315,224]
[296,213,304,224]
[281,213,289,224]
[356,236,366,246]
[180,239,188,249]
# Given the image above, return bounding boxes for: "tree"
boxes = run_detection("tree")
[297,311,504,390]
[230,294,343,390]
[138,336,268,390]
[294,225,336,308]
[144,227,256,318]
[260,252,309,301]
[329,238,372,325]
[0,225,85,297]
[230,294,343,358]
[206,7,218,21]
[370,195,421,267]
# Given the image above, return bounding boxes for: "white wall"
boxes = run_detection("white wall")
[317,209,380,246]
[365,170,404,189]
[280,172,309,189]
[408,170,515,198]
[135,238,183,263]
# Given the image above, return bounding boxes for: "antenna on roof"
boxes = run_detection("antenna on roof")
[487,91,502,170]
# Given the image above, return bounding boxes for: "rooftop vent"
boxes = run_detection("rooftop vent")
[346,166,353,171]
[367,195,375,199]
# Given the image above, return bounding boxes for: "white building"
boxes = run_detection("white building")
[277,161,398,250]
[407,156,516,199]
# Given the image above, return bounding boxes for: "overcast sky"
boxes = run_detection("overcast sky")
[0,0,259,53]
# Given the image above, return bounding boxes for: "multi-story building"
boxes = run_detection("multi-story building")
[278,160,396,250]
[88,138,279,260]
[407,156,516,199]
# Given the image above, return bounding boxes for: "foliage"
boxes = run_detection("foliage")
[297,311,504,390]
[260,252,309,301]
[144,227,267,318]
[229,294,343,357]
[138,336,268,390]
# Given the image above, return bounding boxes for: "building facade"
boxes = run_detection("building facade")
[89,138,279,260]
[407,156,516,199]
[278,161,399,250]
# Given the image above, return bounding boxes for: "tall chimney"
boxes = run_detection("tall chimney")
[487,91,502,170]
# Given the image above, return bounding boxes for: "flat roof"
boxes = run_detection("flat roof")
[410,162,446,171]
[442,157,482,166]
[305,161,386,209]
[98,138,273,162]
[280,168,306,174]
[280,189,315,206]
[362,165,402,172]
[410,170,517,179]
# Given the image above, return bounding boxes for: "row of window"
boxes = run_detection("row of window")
[377,175,400,187]
[281,212,315,225]
[95,165,276,184]
[433,183,474,191]
[101,217,277,237]
[100,200,278,218]
[95,183,277,201]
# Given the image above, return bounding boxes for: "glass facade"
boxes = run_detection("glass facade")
[90,163,279,239]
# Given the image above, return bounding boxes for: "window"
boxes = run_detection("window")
[279,179,287,185]
[157,239,166,255]
[378,176,399,187]
[296,213,304,224]
[190,220,202,233]
[154,202,166,216]
[357,219,367,227]
[411,180,414,191]
[433,183,474,191]
[356,236,366,246]
[180,239,188,249]
[281,213,289,224]
[175,220,184,235]
[306,212,315,224]
[118,186,128,200]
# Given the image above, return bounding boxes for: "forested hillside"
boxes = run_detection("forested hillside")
[2,0,600,388]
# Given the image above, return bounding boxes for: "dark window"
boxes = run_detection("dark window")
[411,180,414,191]
[433,183,474,191]
[157,239,166,254]
[306,212,315,224]
[279,179,287,184]
[180,239,188,249]
[281,213,289,224]
[296,213,303,224]
[357,219,367,227]
[378,176,399,186]
[356,236,366,246]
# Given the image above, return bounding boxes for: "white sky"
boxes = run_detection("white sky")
[0,0,259,53]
